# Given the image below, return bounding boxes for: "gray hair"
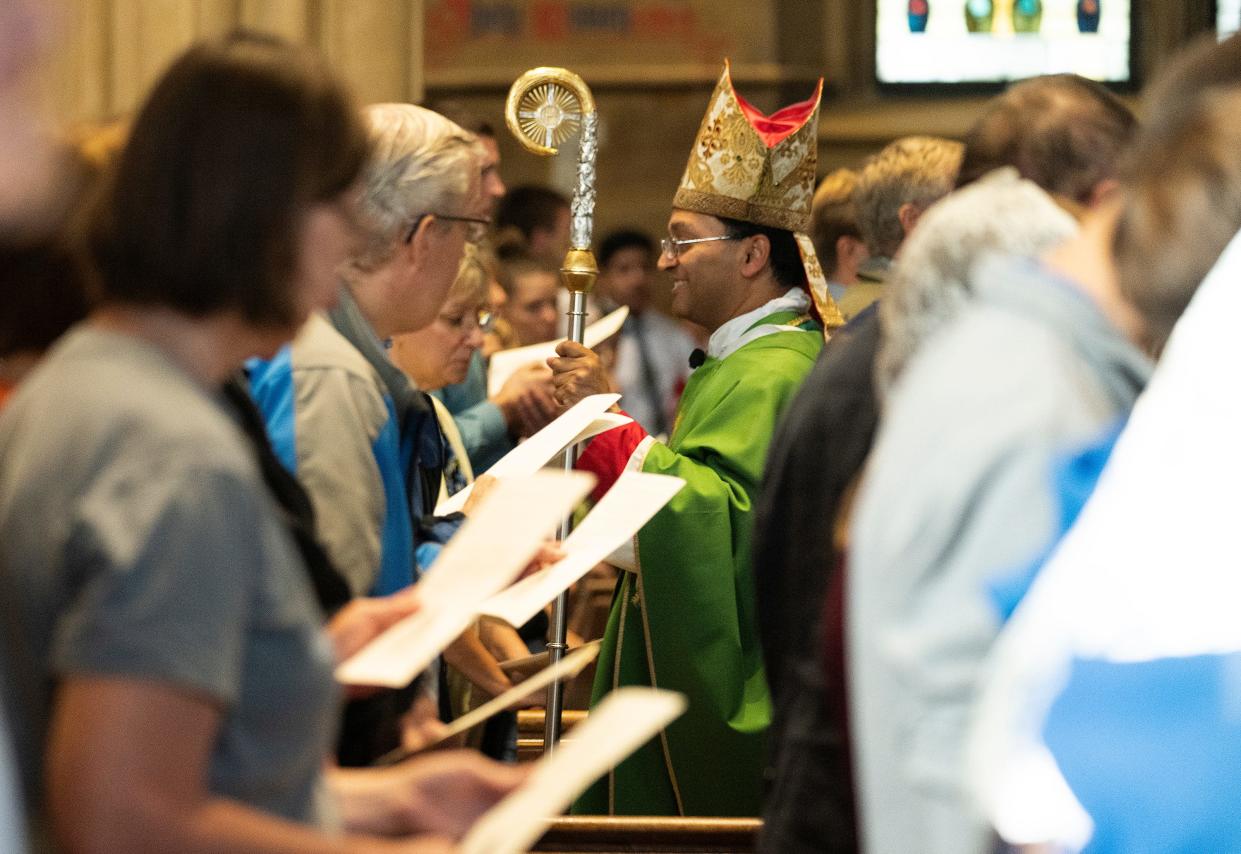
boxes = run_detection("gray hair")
[876,168,1078,398]
[351,102,483,270]
[855,136,964,258]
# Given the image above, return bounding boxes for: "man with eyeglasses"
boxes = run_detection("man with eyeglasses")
[247,103,508,765]
[595,228,697,438]
[550,63,843,818]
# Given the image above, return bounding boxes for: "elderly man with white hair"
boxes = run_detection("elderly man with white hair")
[251,102,485,600]
[248,103,513,764]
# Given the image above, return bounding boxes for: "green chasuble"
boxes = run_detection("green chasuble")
[574,308,823,817]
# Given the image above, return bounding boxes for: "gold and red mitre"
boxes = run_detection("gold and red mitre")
[674,60,844,332]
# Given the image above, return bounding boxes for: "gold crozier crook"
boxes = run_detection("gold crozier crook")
[504,67,599,754]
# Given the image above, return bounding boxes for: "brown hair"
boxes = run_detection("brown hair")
[809,168,861,276]
[957,74,1136,204]
[496,256,559,297]
[88,32,368,327]
[855,136,962,258]
[1114,88,1241,354]
[1111,34,1241,355]
[495,185,568,245]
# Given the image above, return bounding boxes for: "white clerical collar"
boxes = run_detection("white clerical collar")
[706,288,810,361]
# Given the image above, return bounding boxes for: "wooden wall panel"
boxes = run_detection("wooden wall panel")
[109,0,202,113]
[43,0,113,124]
[238,0,311,41]
[318,0,418,106]
[39,0,426,125]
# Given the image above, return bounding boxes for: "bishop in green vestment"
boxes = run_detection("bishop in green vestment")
[549,61,844,817]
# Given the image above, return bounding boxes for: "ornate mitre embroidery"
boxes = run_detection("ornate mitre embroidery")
[769,116,816,186]
[797,232,845,332]
[674,60,822,232]
[674,60,843,337]
[684,80,765,199]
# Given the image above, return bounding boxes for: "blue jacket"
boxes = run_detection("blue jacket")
[249,285,461,596]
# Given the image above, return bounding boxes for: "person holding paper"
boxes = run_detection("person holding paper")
[390,244,493,501]
[966,43,1241,854]
[413,110,560,473]
[549,61,843,817]
[438,252,560,475]
[388,245,543,743]
[249,102,485,600]
[0,34,522,852]
[247,103,522,764]
[390,244,561,502]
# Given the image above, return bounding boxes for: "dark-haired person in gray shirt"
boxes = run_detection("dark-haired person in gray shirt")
[0,33,523,854]
[0,327,342,828]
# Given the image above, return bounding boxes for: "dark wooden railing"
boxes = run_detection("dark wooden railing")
[532,816,762,853]
[517,709,587,760]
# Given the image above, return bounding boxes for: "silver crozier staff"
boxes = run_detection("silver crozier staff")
[504,67,599,752]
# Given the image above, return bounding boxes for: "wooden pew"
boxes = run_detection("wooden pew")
[532,816,762,853]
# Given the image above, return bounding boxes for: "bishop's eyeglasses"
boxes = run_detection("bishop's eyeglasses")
[659,234,741,260]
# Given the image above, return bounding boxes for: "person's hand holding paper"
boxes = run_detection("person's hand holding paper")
[336,470,595,689]
[519,541,566,582]
[326,585,421,664]
[459,687,688,854]
[375,643,604,767]
[435,393,628,516]
[492,361,558,438]
[479,471,685,630]
[330,750,529,841]
[487,306,629,397]
[460,473,497,516]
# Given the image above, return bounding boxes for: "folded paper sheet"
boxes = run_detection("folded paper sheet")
[568,411,631,447]
[487,306,629,396]
[460,687,688,854]
[478,471,685,629]
[335,470,595,688]
[435,393,626,515]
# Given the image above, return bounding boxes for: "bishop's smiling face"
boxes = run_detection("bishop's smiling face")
[657,209,745,333]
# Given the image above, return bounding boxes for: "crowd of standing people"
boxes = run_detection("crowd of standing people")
[3,6,1241,853]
